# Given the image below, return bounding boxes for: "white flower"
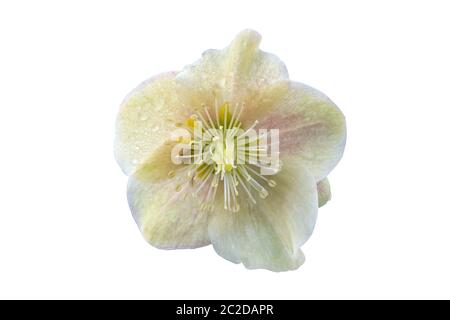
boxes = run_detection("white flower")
[115,30,346,271]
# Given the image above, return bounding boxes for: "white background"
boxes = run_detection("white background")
[1,0,449,299]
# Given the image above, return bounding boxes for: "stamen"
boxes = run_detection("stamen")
[246,165,277,187]
[223,102,228,129]
[235,169,257,204]
[196,110,210,130]
[227,172,239,212]
[214,98,220,128]
[204,107,216,129]
[238,166,269,199]
[223,174,229,209]
[230,102,244,129]
[228,102,239,129]
[193,167,214,196]
[173,101,278,213]
[237,120,259,139]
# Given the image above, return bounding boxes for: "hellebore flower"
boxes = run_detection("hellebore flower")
[115,30,346,271]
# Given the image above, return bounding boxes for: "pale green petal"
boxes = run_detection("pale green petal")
[175,29,288,107]
[115,72,190,176]
[317,178,331,208]
[127,165,210,249]
[132,140,183,182]
[246,81,346,181]
[208,159,317,272]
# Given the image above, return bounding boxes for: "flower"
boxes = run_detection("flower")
[115,30,346,271]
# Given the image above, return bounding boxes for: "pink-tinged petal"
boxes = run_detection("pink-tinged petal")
[244,81,346,181]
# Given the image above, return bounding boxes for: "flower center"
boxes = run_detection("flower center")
[170,101,280,213]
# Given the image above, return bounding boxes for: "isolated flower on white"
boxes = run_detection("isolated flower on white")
[115,30,346,271]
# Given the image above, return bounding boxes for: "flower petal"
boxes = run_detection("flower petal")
[127,164,210,249]
[175,29,288,105]
[115,72,190,176]
[249,81,346,181]
[317,178,331,208]
[207,159,317,271]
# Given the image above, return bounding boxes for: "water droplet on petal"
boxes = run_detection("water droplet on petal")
[168,170,176,178]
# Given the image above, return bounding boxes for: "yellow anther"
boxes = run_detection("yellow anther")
[186,114,198,128]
